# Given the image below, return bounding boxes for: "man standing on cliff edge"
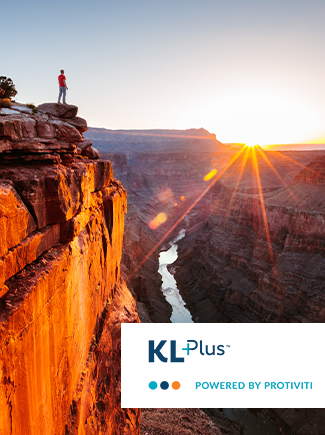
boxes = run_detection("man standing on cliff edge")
[58,69,68,104]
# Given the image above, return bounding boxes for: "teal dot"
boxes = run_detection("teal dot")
[149,381,158,390]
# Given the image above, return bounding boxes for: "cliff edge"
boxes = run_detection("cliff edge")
[0,103,140,434]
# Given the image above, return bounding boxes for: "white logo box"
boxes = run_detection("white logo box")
[121,323,325,408]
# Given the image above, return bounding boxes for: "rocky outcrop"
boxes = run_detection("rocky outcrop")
[0,103,96,164]
[0,104,140,434]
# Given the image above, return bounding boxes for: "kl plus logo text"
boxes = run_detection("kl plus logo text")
[149,340,229,363]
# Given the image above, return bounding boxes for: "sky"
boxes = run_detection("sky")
[2,0,325,146]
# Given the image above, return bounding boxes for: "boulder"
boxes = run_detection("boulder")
[65,117,88,133]
[79,139,93,150]
[81,146,100,160]
[37,103,78,119]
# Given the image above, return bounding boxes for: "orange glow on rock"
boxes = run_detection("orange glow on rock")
[149,212,168,229]
[204,169,217,181]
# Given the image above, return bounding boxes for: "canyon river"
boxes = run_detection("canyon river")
[158,229,193,323]
[158,231,287,435]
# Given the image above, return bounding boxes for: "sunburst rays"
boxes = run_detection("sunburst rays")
[126,145,247,282]
[126,142,316,322]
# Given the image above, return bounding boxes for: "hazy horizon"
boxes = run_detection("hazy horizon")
[85,125,325,151]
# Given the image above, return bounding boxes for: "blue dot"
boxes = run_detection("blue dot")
[160,381,169,390]
[149,381,158,390]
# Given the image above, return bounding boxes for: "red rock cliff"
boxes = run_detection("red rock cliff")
[0,104,140,434]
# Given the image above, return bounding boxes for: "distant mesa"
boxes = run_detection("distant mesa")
[84,127,226,154]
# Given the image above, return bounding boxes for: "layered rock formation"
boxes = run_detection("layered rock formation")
[84,127,222,153]
[0,104,140,434]
[85,128,235,322]
[0,102,98,163]
[173,151,325,323]
[92,128,324,326]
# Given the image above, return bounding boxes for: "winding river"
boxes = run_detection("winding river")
[158,230,286,435]
[158,229,193,323]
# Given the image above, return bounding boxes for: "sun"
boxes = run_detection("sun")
[246,143,257,148]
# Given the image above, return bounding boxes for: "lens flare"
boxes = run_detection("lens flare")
[126,145,247,282]
[149,212,168,229]
[204,169,217,181]
[158,188,173,203]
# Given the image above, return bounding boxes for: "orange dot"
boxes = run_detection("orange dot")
[172,381,181,390]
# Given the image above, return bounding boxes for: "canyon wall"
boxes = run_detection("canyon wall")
[85,128,232,322]
[0,104,140,435]
[92,128,324,325]
[82,127,325,433]
[174,153,325,323]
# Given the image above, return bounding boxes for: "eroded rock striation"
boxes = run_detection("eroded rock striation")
[0,104,140,435]
[0,103,97,164]
[174,152,325,323]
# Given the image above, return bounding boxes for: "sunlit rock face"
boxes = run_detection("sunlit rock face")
[0,105,140,435]
[174,153,325,323]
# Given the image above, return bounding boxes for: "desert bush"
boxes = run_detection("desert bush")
[27,102,38,114]
[0,98,12,108]
[0,76,18,100]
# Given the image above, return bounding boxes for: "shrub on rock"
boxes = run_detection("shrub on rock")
[0,77,18,100]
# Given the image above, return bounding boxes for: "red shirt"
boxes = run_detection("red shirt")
[58,74,66,87]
